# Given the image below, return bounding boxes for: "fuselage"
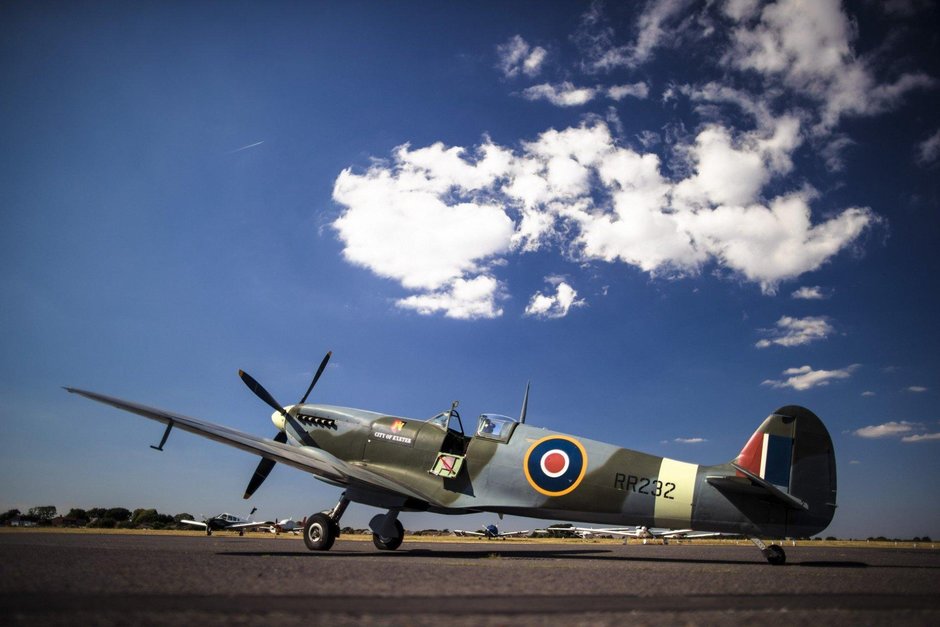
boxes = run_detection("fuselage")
[282,403,833,538]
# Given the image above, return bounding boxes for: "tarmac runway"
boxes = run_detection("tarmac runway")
[1,532,938,625]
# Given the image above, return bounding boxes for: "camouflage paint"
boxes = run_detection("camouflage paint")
[295,403,835,537]
[72,384,835,540]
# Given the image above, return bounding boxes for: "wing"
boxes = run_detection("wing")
[454,530,484,537]
[651,528,692,537]
[572,526,639,537]
[658,529,729,538]
[179,519,208,529]
[66,387,430,503]
[227,521,272,530]
[498,530,530,537]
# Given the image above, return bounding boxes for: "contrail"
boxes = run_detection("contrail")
[230,140,265,153]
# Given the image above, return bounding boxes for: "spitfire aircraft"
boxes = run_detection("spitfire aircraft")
[67,351,836,565]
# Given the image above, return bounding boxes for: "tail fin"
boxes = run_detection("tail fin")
[733,406,837,535]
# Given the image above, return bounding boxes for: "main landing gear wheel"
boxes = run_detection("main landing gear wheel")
[304,513,336,551]
[372,519,404,551]
[765,544,786,565]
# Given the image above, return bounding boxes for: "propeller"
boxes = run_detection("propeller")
[240,351,332,499]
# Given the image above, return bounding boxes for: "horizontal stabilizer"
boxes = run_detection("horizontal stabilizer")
[707,463,808,510]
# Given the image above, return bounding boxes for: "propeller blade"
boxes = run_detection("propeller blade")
[239,370,287,416]
[243,431,288,499]
[299,351,332,404]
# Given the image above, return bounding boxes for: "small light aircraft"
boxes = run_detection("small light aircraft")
[67,350,836,565]
[572,525,726,543]
[260,517,301,535]
[454,523,531,539]
[180,508,263,536]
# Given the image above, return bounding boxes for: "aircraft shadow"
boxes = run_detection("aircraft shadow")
[797,561,868,568]
[216,547,873,567]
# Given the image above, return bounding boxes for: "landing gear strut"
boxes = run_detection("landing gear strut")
[303,492,349,551]
[750,536,786,565]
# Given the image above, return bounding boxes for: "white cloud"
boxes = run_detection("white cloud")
[917,129,940,166]
[683,81,779,131]
[671,119,801,209]
[396,276,504,320]
[675,191,875,294]
[497,35,547,78]
[906,386,928,393]
[820,135,855,172]
[853,420,939,443]
[524,279,585,319]
[862,391,876,397]
[762,364,858,390]
[725,0,935,132]
[332,158,514,291]
[902,433,940,443]
[723,0,760,21]
[755,315,834,348]
[333,120,880,316]
[854,421,917,438]
[522,82,597,107]
[607,82,650,100]
[580,0,695,71]
[674,437,707,444]
[791,285,828,300]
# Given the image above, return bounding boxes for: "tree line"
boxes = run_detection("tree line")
[1,506,196,530]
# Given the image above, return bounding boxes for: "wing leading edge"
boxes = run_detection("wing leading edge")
[65,387,430,503]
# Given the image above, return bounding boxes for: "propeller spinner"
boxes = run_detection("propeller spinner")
[239,351,332,499]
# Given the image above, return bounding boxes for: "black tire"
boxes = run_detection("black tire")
[304,513,336,551]
[372,519,404,551]
[766,544,786,565]
[206,528,212,536]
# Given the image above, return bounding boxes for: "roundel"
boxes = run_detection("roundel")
[523,435,588,497]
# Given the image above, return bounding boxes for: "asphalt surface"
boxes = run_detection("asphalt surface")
[1,533,938,625]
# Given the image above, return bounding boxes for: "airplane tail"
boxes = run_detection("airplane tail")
[708,406,836,537]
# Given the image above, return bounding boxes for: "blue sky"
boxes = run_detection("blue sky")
[1,1,938,539]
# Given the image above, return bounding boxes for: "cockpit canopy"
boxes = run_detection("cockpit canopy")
[427,412,451,430]
[475,414,517,443]
[427,410,518,443]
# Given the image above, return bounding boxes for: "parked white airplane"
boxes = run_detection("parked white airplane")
[180,507,268,536]
[454,523,531,539]
[260,517,301,535]
[574,525,726,542]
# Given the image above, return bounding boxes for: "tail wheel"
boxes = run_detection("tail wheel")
[372,519,404,551]
[304,513,336,551]
[765,544,786,565]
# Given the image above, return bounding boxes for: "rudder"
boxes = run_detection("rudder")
[735,406,837,536]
